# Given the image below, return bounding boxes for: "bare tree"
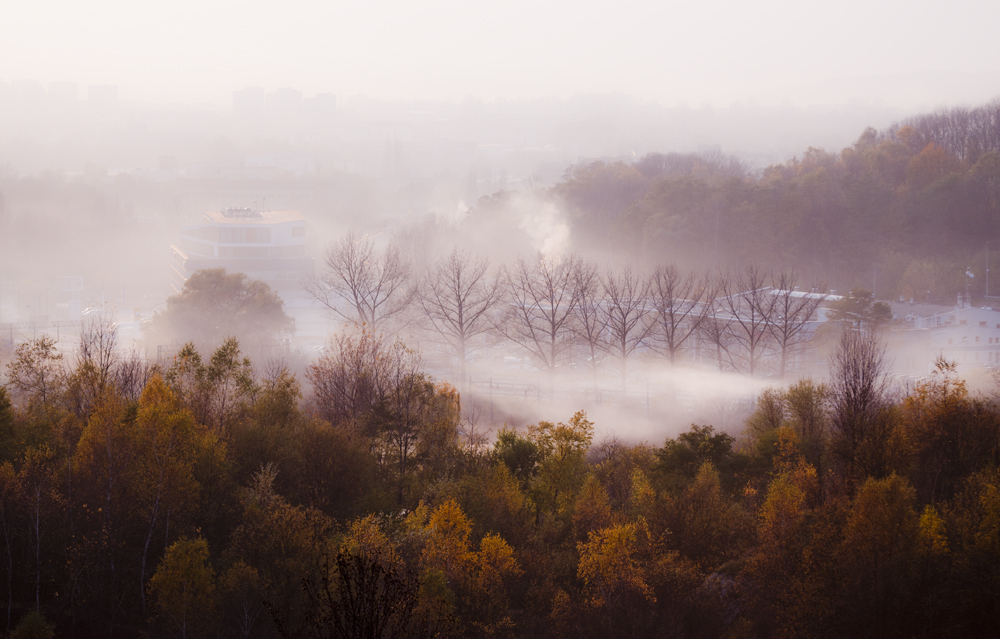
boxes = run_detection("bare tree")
[698,295,734,373]
[113,347,158,403]
[499,253,582,390]
[829,329,896,488]
[601,266,655,392]
[717,265,775,376]
[309,230,413,329]
[570,259,608,383]
[307,327,392,428]
[769,272,826,378]
[418,249,502,382]
[649,264,711,365]
[67,315,123,417]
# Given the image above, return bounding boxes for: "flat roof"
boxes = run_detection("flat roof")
[202,209,304,224]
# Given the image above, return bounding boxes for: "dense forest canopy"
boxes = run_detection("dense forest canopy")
[540,99,1000,304]
[0,317,999,637]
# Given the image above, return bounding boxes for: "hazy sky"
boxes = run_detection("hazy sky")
[3,0,1000,109]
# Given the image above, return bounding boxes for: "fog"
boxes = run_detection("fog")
[5,0,1000,108]
[4,0,1000,446]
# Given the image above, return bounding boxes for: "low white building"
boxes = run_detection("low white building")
[887,301,1000,374]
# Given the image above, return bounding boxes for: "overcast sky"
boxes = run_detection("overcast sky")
[3,0,999,109]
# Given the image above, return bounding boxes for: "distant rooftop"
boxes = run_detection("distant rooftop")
[202,209,304,224]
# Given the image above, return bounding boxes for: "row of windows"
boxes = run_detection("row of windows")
[181,226,219,242]
[217,245,305,258]
[947,336,1000,345]
[177,238,214,257]
[220,227,272,244]
[183,225,304,244]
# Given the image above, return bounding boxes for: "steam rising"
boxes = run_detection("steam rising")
[518,200,571,258]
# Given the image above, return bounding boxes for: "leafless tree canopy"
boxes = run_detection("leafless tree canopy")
[601,265,654,389]
[829,329,895,485]
[307,327,422,432]
[417,249,501,379]
[310,230,414,329]
[769,272,826,378]
[570,259,608,373]
[499,253,582,373]
[649,264,710,365]
[698,296,734,373]
[71,317,159,414]
[716,266,776,376]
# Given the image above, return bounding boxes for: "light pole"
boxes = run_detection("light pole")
[25,305,35,340]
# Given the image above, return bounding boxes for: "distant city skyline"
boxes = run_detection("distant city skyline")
[3,0,999,110]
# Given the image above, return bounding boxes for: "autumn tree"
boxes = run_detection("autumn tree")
[132,376,211,614]
[900,358,1000,503]
[5,337,64,414]
[837,475,920,637]
[17,445,62,612]
[226,465,332,639]
[653,424,743,495]
[146,268,293,353]
[528,411,595,517]
[219,561,268,639]
[657,463,752,569]
[149,537,218,639]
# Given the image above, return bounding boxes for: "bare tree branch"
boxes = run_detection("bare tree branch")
[571,259,609,378]
[498,253,582,383]
[308,231,414,330]
[649,264,711,365]
[769,272,826,378]
[717,265,775,376]
[601,266,654,392]
[417,249,502,381]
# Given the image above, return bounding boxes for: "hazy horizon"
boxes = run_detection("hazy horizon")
[4,0,1000,110]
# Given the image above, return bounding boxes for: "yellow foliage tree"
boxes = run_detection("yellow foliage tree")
[577,521,655,608]
[149,537,217,639]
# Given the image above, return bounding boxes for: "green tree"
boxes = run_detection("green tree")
[827,287,892,331]
[149,537,217,639]
[8,611,54,639]
[146,268,293,353]
[653,424,742,495]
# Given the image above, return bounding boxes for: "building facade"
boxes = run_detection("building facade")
[170,208,314,296]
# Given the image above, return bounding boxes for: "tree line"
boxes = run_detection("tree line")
[538,98,1000,304]
[307,235,837,385]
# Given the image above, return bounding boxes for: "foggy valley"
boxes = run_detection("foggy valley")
[3,2,1000,637]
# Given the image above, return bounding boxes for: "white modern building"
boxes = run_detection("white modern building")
[170,208,314,296]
